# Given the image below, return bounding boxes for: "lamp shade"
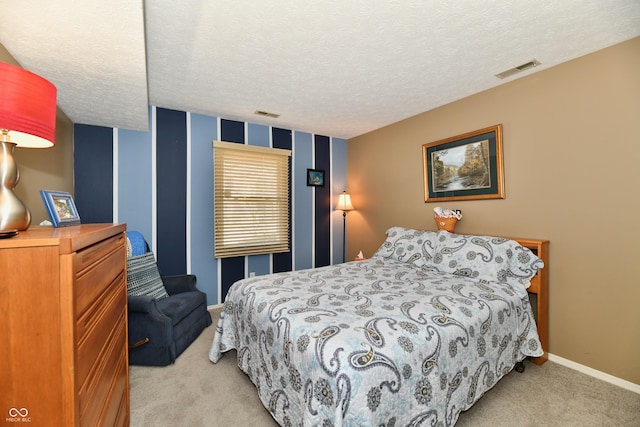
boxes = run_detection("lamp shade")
[0,61,57,147]
[336,192,354,211]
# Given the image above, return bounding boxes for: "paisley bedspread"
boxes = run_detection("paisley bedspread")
[209,255,542,426]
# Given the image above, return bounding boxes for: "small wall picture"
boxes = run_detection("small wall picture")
[306,169,325,187]
[40,190,81,227]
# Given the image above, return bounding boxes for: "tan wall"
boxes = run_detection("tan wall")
[348,37,640,385]
[1,44,75,225]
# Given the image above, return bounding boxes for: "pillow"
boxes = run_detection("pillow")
[431,231,543,288]
[126,231,148,257]
[372,226,438,266]
[126,252,169,299]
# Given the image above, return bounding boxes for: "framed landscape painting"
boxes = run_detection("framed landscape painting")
[422,124,505,202]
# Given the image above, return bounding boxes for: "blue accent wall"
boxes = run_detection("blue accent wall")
[73,107,347,306]
[331,138,348,264]
[117,118,153,241]
[189,113,218,305]
[314,135,331,267]
[219,119,245,301]
[220,118,244,143]
[74,124,113,223]
[156,108,188,275]
[293,132,313,270]
[272,127,293,273]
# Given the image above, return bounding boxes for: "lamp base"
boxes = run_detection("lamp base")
[0,229,19,238]
[0,141,31,231]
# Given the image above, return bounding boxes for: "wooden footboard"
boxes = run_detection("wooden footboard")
[512,238,549,365]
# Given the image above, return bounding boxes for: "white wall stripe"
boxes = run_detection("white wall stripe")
[244,121,249,278]
[269,127,274,275]
[311,134,316,268]
[291,131,296,271]
[151,106,158,254]
[329,137,334,264]
[216,116,222,303]
[113,128,119,223]
[186,112,192,274]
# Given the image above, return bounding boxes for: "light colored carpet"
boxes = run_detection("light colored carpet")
[130,308,640,426]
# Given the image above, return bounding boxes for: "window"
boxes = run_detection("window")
[213,140,291,258]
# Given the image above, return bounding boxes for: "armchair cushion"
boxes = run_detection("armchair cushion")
[126,252,169,300]
[156,291,207,325]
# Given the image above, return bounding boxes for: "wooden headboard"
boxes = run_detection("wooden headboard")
[512,238,549,365]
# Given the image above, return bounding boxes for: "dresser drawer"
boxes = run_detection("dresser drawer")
[77,276,126,385]
[78,313,127,424]
[113,388,130,427]
[98,360,129,427]
[75,234,126,317]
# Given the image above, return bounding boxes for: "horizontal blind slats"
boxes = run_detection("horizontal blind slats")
[213,141,291,259]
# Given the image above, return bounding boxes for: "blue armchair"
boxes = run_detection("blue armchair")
[127,232,212,366]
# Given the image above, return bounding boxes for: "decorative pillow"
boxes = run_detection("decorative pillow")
[431,231,543,288]
[126,231,148,257]
[126,252,169,299]
[372,226,438,266]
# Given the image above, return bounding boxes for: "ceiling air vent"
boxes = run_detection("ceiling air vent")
[495,59,541,79]
[254,110,280,118]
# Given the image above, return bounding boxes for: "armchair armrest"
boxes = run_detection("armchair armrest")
[128,294,159,313]
[127,294,173,354]
[161,274,198,295]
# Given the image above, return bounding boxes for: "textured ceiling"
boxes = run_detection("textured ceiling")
[1,1,639,139]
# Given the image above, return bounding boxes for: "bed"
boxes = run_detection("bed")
[209,227,549,426]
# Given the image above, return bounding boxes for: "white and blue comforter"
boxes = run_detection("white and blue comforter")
[209,255,542,426]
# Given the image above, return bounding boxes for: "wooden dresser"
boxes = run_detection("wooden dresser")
[0,224,129,426]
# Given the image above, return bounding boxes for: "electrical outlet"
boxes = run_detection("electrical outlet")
[249,272,255,277]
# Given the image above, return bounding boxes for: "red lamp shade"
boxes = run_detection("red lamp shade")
[0,61,57,147]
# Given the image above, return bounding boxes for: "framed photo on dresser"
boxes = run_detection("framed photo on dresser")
[40,190,81,227]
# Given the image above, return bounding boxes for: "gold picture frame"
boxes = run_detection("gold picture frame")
[422,124,504,202]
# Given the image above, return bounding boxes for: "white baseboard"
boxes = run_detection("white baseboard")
[548,353,640,395]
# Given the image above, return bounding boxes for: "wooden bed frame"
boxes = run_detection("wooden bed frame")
[512,238,549,365]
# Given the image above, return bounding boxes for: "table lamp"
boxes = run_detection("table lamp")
[0,61,57,232]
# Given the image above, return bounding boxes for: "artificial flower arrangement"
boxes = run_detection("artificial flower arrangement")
[434,207,462,232]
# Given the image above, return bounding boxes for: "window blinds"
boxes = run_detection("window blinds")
[213,141,291,258]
